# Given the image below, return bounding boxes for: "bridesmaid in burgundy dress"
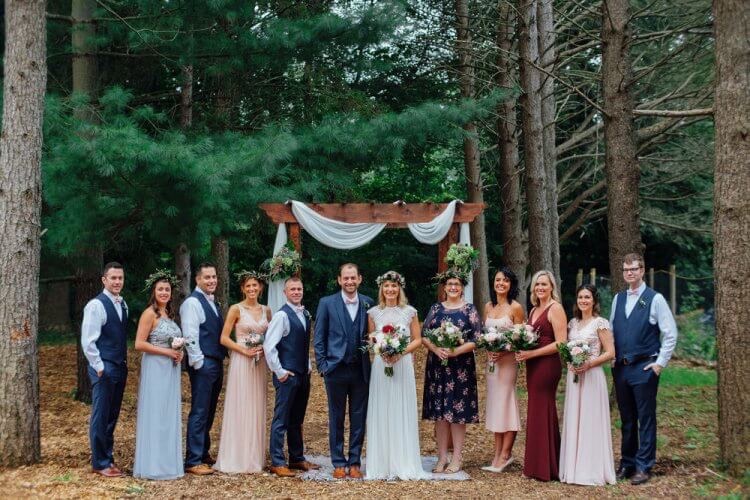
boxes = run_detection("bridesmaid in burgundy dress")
[515,270,567,481]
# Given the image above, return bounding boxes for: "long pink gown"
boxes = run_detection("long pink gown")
[559,316,616,485]
[484,316,521,433]
[214,305,269,473]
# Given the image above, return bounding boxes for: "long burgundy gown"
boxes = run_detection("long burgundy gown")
[523,305,562,481]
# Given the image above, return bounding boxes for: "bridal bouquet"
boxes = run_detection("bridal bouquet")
[424,320,465,366]
[244,333,265,365]
[261,243,302,281]
[557,339,592,383]
[502,324,539,352]
[476,325,511,373]
[365,323,410,377]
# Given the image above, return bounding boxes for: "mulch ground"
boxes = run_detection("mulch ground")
[0,345,744,498]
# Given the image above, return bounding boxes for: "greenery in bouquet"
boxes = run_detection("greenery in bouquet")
[476,325,512,372]
[424,319,465,366]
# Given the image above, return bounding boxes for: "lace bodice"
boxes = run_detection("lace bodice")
[567,317,610,357]
[367,305,417,331]
[235,305,269,343]
[485,316,514,330]
[148,318,182,348]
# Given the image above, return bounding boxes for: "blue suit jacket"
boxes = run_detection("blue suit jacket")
[313,292,373,381]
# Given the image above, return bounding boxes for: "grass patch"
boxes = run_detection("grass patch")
[53,472,77,483]
[660,366,716,387]
[38,330,76,346]
[124,483,145,495]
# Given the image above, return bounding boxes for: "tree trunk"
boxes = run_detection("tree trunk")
[180,65,193,129]
[537,0,560,278]
[602,0,644,292]
[456,0,490,311]
[713,0,750,477]
[174,243,192,312]
[211,237,230,314]
[519,0,552,274]
[495,0,528,306]
[73,248,102,404]
[0,0,47,466]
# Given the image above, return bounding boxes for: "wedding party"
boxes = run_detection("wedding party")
[1,0,748,498]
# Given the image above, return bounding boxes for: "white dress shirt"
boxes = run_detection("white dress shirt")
[342,291,360,321]
[264,302,312,379]
[180,287,218,370]
[610,281,679,368]
[80,289,127,373]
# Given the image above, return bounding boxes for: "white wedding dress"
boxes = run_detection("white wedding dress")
[364,305,429,480]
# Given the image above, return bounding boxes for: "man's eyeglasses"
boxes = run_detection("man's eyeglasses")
[622,266,642,274]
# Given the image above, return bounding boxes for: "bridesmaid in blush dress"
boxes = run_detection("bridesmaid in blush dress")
[482,267,525,473]
[214,272,271,473]
[560,284,616,485]
[515,270,567,482]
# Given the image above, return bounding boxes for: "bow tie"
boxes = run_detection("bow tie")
[627,290,640,296]
[113,296,122,304]
[345,298,358,305]
[206,294,215,302]
[293,305,306,314]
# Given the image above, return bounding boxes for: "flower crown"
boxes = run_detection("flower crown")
[143,268,181,292]
[376,270,406,288]
[433,243,478,285]
[235,269,268,284]
[434,267,470,285]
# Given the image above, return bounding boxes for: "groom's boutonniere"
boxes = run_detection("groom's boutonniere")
[638,298,647,309]
[303,309,312,320]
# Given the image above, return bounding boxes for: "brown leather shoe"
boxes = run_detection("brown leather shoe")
[289,460,320,471]
[269,466,297,478]
[348,465,363,479]
[630,470,650,485]
[203,455,216,466]
[109,464,125,476]
[92,466,124,478]
[186,464,215,475]
[332,467,347,479]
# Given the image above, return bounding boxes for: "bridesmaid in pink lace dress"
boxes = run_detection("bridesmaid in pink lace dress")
[214,272,272,473]
[560,284,616,485]
[482,267,525,473]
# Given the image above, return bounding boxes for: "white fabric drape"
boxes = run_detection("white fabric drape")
[459,222,473,304]
[291,201,386,250]
[267,224,288,312]
[406,200,458,244]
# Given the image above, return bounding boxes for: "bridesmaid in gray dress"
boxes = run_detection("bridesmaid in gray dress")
[133,271,184,480]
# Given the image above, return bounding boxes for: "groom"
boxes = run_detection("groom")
[314,263,372,479]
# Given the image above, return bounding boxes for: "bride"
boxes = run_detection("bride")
[364,271,428,480]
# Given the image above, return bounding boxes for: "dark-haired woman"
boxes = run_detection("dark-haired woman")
[559,285,616,485]
[133,274,184,480]
[214,273,272,474]
[482,268,525,473]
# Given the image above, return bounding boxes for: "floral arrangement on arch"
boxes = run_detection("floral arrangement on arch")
[261,242,302,281]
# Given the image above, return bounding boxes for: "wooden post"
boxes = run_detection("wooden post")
[289,223,302,256]
[649,267,655,288]
[589,267,597,285]
[437,224,459,300]
[576,269,583,287]
[669,264,677,314]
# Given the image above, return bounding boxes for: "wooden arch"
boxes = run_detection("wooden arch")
[259,202,485,293]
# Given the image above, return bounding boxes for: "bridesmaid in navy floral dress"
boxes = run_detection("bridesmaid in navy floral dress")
[421,276,481,474]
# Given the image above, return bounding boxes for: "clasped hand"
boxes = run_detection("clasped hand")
[514,350,533,362]
[433,347,454,361]
[244,346,264,359]
[382,353,403,365]
[169,349,184,365]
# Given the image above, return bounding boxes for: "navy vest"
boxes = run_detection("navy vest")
[345,303,364,364]
[612,287,661,363]
[277,304,311,375]
[95,293,128,365]
[192,290,227,360]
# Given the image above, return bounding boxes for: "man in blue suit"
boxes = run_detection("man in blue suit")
[314,263,373,479]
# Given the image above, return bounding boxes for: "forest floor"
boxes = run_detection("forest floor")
[0,343,746,499]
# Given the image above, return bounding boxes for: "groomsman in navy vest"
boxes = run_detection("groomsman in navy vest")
[611,253,678,485]
[314,263,372,479]
[181,262,228,475]
[81,262,128,477]
[264,277,320,477]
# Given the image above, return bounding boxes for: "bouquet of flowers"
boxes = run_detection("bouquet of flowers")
[424,320,465,366]
[502,324,539,352]
[364,323,410,377]
[244,333,265,365]
[168,336,194,351]
[261,243,302,281]
[476,325,512,373]
[557,339,592,383]
[445,243,480,272]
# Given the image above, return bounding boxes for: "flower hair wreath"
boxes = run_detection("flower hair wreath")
[235,270,268,284]
[376,271,406,288]
[143,268,181,292]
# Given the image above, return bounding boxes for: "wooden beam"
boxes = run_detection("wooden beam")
[259,202,485,225]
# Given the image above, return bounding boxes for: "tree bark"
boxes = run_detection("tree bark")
[73,248,102,404]
[537,0,560,278]
[495,0,528,306]
[174,243,192,313]
[601,0,644,292]
[0,0,47,466]
[456,0,490,311]
[180,65,193,129]
[519,0,552,274]
[211,237,230,315]
[713,0,750,477]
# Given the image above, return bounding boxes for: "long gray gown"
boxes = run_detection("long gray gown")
[133,318,184,480]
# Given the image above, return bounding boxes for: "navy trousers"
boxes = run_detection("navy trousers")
[88,361,127,470]
[324,363,368,468]
[613,357,660,472]
[270,372,311,466]
[186,357,224,467]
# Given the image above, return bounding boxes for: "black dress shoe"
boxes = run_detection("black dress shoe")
[616,466,634,480]
[630,470,650,485]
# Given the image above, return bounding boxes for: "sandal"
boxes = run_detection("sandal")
[432,460,448,473]
[444,461,462,474]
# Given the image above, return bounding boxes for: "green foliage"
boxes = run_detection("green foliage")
[674,309,716,362]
